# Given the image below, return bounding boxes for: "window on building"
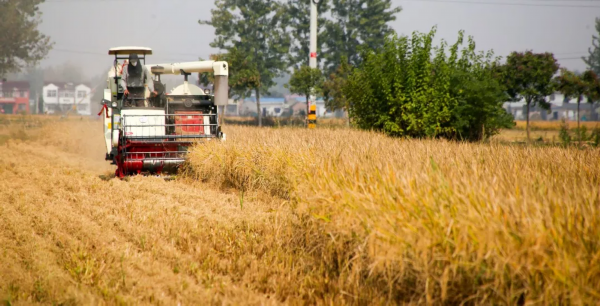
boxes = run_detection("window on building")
[274,108,281,113]
[47,90,57,97]
[59,91,74,98]
[550,94,555,101]
[18,104,26,111]
[21,91,28,98]
[12,91,19,98]
[77,91,87,98]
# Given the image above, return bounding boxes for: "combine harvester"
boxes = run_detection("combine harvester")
[99,46,228,178]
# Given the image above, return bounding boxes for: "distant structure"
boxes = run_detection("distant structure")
[0,81,30,114]
[42,82,92,116]
[235,95,342,118]
[504,93,599,121]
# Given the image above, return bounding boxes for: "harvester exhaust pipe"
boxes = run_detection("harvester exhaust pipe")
[213,62,228,106]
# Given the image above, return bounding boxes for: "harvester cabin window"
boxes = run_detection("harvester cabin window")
[47,90,57,97]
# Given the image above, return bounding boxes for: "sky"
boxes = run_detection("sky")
[37,0,599,80]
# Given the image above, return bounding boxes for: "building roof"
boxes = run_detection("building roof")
[243,97,286,104]
[294,96,324,103]
[0,81,30,90]
[44,82,91,89]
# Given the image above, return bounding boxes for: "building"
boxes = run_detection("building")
[504,92,599,121]
[0,81,30,114]
[239,97,287,117]
[292,97,335,118]
[236,95,339,118]
[42,82,92,116]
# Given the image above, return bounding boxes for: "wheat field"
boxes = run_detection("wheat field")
[1,117,599,305]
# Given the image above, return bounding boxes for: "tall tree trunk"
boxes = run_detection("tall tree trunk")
[526,100,531,143]
[255,88,262,127]
[577,96,581,147]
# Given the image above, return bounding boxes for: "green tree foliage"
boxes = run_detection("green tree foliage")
[0,0,53,78]
[322,0,401,73]
[582,70,600,121]
[200,0,291,127]
[555,69,599,145]
[323,56,352,113]
[343,28,513,141]
[198,48,260,101]
[584,17,600,75]
[286,0,330,69]
[502,51,559,143]
[285,66,324,115]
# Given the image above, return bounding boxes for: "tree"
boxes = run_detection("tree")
[0,0,53,78]
[285,66,324,121]
[502,51,559,143]
[343,28,513,141]
[286,0,330,69]
[200,0,291,127]
[38,95,44,114]
[555,69,595,146]
[198,48,260,101]
[322,0,401,73]
[584,17,600,75]
[322,56,352,121]
[582,70,600,121]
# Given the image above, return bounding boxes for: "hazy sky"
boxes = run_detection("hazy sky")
[38,0,599,79]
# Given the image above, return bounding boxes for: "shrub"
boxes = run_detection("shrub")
[344,27,514,141]
[559,119,572,146]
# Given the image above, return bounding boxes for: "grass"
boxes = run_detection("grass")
[1,117,599,304]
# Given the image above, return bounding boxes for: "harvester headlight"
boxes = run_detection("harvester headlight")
[204,89,211,95]
[112,101,117,108]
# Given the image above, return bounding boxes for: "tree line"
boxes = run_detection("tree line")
[2,0,600,143]
[200,1,600,142]
[199,0,401,126]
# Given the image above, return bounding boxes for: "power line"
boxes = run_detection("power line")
[400,0,600,7]
[44,0,600,6]
[556,56,588,60]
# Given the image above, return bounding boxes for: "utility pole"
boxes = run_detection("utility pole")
[307,0,318,129]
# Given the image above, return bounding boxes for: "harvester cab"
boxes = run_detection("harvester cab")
[100,46,228,178]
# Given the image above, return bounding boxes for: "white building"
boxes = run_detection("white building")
[42,82,92,116]
[504,92,599,121]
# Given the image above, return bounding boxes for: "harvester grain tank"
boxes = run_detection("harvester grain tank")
[100,46,228,177]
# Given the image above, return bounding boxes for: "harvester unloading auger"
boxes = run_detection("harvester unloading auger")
[99,47,228,178]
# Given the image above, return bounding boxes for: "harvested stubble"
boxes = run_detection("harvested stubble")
[184,125,600,304]
[0,121,297,305]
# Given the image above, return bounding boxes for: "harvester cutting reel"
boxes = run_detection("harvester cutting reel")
[100,46,228,178]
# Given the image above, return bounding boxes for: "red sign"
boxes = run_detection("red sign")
[310,52,317,58]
